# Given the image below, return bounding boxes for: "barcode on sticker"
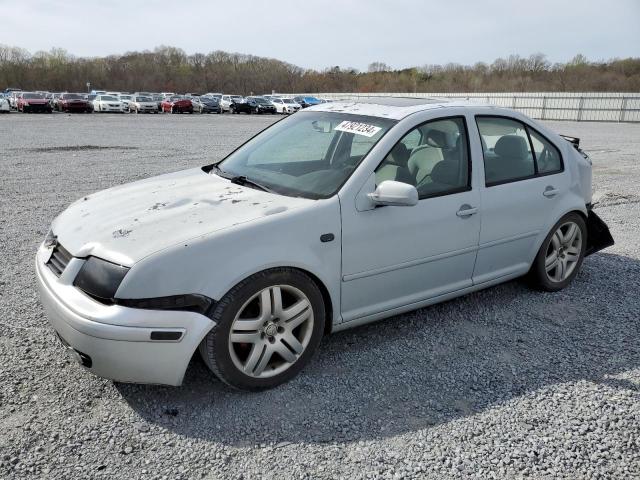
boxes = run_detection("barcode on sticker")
[334,121,382,137]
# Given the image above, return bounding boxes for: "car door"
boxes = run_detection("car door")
[472,115,569,284]
[340,116,481,322]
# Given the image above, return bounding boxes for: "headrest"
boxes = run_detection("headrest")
[425,130,448,149]
[430,161,459,186]
[494,135,528,160]
[388,142,410,165]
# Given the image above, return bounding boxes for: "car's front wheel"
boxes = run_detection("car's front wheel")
[529,212,587,291]
[199,268,325,390]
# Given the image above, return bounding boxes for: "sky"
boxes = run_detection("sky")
[1,0,639,71]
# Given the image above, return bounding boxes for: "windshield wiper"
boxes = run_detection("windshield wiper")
[229,175,275,193]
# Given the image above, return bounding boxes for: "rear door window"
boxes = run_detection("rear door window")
[476,117,535,186]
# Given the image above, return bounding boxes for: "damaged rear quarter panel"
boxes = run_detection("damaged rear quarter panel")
[115,197,343,327]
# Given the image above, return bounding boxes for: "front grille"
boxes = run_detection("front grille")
[47,243,72,277]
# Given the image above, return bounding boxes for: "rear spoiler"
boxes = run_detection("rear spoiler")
[560,135,580,149]
[560,134,589,159]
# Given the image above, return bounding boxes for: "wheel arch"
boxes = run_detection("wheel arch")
[528,207,589,268]
[216,265,335,336]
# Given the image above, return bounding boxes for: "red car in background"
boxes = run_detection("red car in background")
[55,93,92,113]
[17,92,52,113]
[161,96,193,114]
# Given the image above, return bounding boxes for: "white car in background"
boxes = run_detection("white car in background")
[129,95,159,113]
[36,97,613,391]
[118,94,134,111]
[92,95,125,113]
[271,97,301,114]
[0,95,10,112]
[220,94,244,112]
[9,91,22,109]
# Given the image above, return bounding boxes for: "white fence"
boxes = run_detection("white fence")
[295,92,640,122]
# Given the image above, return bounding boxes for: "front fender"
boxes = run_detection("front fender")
[116,197,343,326]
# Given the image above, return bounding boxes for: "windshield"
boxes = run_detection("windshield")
[254,98,270,104]
[215,112,396,199]
[283,99,294,104]
[119,95,132,100]
[137,96,152,102]
[101,96,118,101]
[23,93,44,99]
[63,93,83,99]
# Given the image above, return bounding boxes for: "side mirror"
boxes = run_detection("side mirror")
[367,181,418,207]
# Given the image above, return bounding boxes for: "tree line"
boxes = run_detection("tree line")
[1,45,639,94]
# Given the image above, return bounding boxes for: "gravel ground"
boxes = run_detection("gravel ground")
[0,113,639,479]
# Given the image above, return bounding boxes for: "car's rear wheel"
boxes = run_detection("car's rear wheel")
[199,268,325,391]
[529,212,586,291]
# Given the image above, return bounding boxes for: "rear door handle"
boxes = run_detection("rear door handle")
[543,186,559,198]
[456,205,478,217]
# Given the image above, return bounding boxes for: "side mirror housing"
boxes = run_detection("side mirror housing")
[367,181,418,207]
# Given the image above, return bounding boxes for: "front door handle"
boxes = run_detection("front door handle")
[456,205,478,217]
[543,186,559,198]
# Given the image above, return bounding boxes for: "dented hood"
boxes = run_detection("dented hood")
[52,168,312,265]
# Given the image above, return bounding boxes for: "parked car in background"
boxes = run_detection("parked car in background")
[294,96,321,108]
[220,95,244,112]
[56,93,91,113]
[161,96,193,114]
[118,94,134,111]
[129,95,159,113]
[192,96,222,114]
[18,92,53,113]
[249,97,277,114]
[9,91,22,110]
[92,95,125,113]
[229,97,252,114]
[271,97,301,114]
[0,95,10,113]
[151,94,164,111]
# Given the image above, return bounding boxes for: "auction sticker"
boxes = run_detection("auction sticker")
[334,121,382,137]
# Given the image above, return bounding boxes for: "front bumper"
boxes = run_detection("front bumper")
[35,246,214,386]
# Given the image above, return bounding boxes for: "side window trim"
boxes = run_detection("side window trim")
[475,114,564,187]
[375,115,473,200]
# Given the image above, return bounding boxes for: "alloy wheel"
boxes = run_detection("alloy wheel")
[545,221,582,282]
[228,285,314,378]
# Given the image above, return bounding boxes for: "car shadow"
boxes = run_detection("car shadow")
[116,252,639,446]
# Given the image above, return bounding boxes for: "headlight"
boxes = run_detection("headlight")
[73,257,129,300]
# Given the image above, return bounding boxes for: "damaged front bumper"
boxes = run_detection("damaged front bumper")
[585,207,614,256]
[35,246,214,386]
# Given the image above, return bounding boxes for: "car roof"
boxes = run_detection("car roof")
[307,96,486,120]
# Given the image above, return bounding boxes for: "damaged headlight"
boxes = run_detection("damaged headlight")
[73,257,129,301]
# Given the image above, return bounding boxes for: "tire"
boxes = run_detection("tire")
[528,212,587,292]
[199,268,325,391]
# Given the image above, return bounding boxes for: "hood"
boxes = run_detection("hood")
[52,168,312,266]
[23,98,48,104]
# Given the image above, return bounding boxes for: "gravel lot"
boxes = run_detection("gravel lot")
[1,113,639,479]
